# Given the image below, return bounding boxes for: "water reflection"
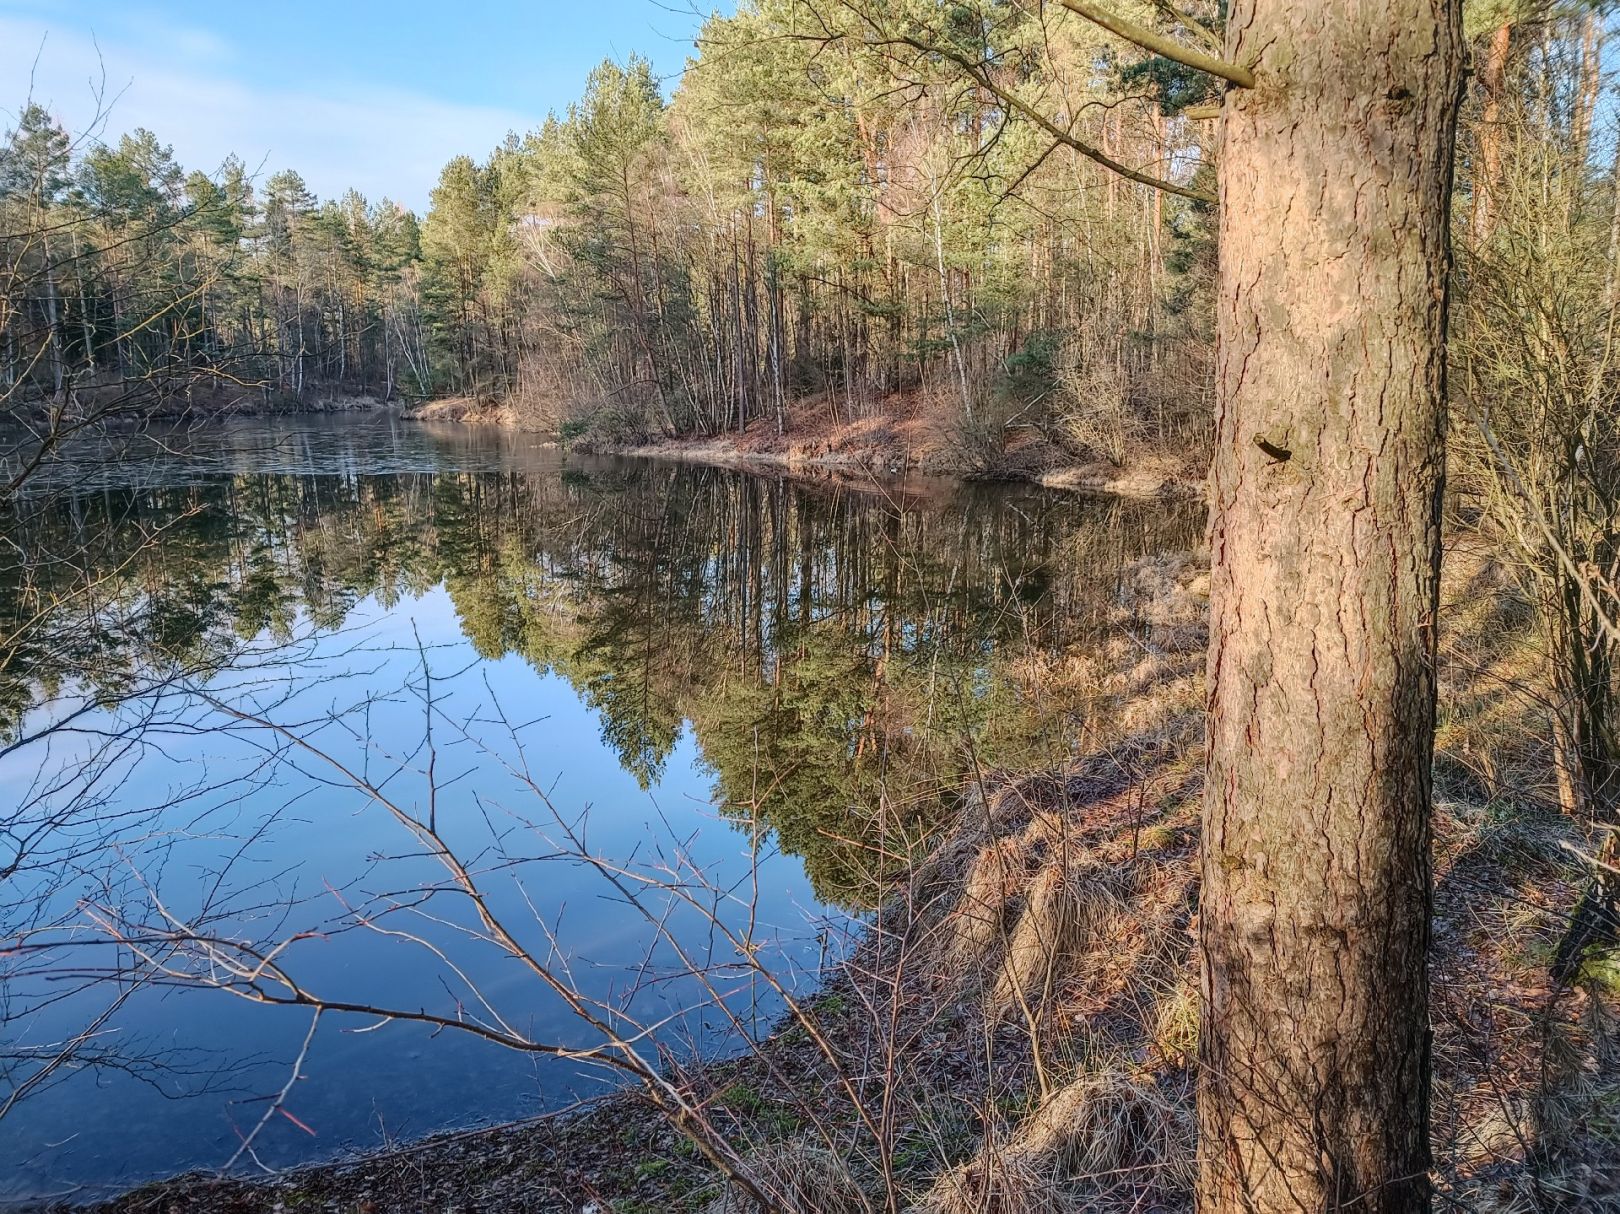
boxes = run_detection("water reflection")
[3,420,1202,904]
[0,418,1201,1195]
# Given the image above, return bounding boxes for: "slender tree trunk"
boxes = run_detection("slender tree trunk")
[1571,13,1602,167]
[41,232,65,402]
[71,226,95,376]
[415,308,432,392]
[1200,3,1463,1211]
[336,290,348,384]
[772,281,787,437]
[1552,709,1582,814]
[382,302,395,403]
[1473,20,1513,241]
[929,169,972,423]
[733,238,746,433]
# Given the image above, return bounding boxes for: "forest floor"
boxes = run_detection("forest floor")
[409,390,1206,499]
[64,541,1620,1214]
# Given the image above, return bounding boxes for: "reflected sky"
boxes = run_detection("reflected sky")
[0,417,1201,1199]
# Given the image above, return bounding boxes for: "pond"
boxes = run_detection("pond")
[0,416,1202,1201]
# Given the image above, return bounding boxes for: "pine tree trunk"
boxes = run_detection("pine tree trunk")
[1571,13,1602,167]
[1472,21,1513,242]
[1199,3,1463,1210]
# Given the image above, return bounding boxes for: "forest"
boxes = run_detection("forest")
[3,0,1620,1212]
[0,0,1228,463]
[0,1,1607,472]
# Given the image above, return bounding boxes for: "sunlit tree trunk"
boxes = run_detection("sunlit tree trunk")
[1571,12,1602,167]
[1473,20,1514,241]
[1200,2,1463,1210]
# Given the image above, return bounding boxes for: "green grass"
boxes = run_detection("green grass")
[812,991,848,1017]
[717,1081,801,1136]
[1579,948,1620,997]
[718,1082,766,1114]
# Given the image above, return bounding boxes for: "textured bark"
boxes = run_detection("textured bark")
[1199,3,1463,1211]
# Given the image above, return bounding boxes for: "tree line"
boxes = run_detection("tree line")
[0,117,427,423]
[5,2,1607,483]
[2,0,1219,461]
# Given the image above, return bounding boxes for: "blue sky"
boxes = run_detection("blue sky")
[0,0,723,209]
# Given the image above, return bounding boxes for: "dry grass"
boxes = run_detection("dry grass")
[1024,1069,1194,1192]
[945,836,1032,973]
[701,1141,868,1214]
[988,861,1133,1018]
[914,1069,1195,1213]
[895,541,1618,1214]
[911,1150,1067,1214]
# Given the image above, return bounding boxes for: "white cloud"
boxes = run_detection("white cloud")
[0,11,537,212]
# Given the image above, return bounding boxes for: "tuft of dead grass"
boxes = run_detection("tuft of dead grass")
[913,1068,1195,1213]
[945,836,1031,972]
[701,1141,868,1214]
[910,1151,1065,1214]
[989,861,1132,1017]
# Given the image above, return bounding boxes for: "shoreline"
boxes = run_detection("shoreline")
[401,395,1206,500]
[10,390,1203,500]
[7,392,406,427]
[597,435,1205,500]
[61,763,1180,1214]
[64,901,892,1214]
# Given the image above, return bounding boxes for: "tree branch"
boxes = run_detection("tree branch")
[1151,0,1223,55]
[899,36,1216,204]
[1058,0,1256,89]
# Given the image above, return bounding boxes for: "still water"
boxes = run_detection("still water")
[0,417,1200,1200]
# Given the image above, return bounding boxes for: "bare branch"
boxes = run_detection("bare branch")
[1057,0,1256,89]
[894,34,1216,204]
